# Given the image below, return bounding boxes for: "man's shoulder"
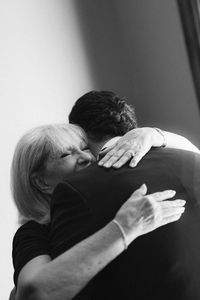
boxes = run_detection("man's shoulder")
[53,147,200,198]
[61,161,115,185]
[56,148,199,187]
[147,147,198,157]
[144,147,200,163]
[52,162,114,198]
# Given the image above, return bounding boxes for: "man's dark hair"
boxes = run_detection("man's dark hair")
[69,90,137,141]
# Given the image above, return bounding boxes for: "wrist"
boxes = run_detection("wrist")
[153,127,167,147]
[112,219,129,250]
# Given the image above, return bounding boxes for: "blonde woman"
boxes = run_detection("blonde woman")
[11,123,196,300]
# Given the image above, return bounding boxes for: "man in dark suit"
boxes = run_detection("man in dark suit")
[50,91,200,299]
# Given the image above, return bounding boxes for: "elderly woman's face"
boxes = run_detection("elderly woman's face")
[43,138,95,191]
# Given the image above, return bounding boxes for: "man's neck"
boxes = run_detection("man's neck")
[88,140,109,158]
[88,136,120,158]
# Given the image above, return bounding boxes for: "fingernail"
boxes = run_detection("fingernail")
[98,161,103,165]
[104,162,111,168]
[169,190,176,195]
[130,162,136,167]
[140,183,147,190]
[178,200,186,205]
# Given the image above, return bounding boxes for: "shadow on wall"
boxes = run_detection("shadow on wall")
[73,0,137,100]
[73,0,200,147]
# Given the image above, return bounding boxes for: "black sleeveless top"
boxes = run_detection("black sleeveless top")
[12,220,50,286]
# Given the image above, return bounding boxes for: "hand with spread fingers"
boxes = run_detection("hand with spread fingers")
[98,127,163,168]
[114,184,185,247]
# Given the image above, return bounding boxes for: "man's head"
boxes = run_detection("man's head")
[69,90,137,143]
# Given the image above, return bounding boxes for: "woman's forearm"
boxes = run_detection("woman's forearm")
[162,130,200,153]
[150,128,199,152]
[27,221,125,300]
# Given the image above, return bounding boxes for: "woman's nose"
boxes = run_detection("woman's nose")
[77,150,94,165]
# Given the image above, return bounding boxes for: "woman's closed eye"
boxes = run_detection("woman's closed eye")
[60,152,70,158]
[82,148,90,152]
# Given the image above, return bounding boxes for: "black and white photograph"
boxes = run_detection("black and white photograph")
[1,1,200,299]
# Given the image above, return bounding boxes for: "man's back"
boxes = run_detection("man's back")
[50,148,200,299]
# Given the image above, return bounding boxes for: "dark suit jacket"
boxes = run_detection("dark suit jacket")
[50,148,200,300]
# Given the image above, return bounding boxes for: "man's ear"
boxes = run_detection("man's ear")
[31,173,53,194]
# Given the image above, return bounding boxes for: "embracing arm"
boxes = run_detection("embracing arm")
[15,185,185,300]
[161,129,199,152]
[99,127,200,168]
[16,221,124,300]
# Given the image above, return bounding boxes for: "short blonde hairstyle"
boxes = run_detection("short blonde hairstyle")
[11,123,87,225]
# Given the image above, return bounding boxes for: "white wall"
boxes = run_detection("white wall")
[0,1,93,298]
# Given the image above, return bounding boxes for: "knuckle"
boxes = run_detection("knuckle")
[118,157,128,163]
[109,155,118,160]
[156,192,163,198]
[101,155,110,161]
[162,201,170,207]
[109,158,117,164]
[118,149,125,156]
[107,150,115,156]
[123,140,130,146]
[101,157,108,162]
[144,195,153,203]
[125,152,132,158]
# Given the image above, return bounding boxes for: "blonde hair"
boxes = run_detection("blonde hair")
[11,123,87,225]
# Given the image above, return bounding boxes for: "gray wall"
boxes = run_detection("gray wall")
[74,0,200,146]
